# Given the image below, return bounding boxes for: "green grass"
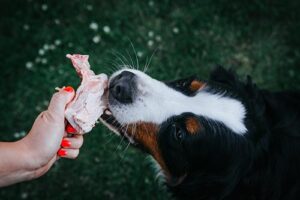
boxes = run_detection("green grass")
[0,0,299,199]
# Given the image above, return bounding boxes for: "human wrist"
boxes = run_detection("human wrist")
[0,140,36,187]
[17,134,46,171]
[13,138,36,171]
[11,137,55,181]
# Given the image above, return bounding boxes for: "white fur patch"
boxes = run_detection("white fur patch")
[109,69,247,135]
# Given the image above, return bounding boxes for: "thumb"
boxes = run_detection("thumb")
[47,86,75,119]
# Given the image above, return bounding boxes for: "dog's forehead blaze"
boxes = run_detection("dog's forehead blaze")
[185,117,201,134]
[190,80,205,91]
[126,122,169,174]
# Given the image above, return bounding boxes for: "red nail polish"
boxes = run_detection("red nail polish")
[64,86,74,93]
[57,149,67,157]
[61,139,71,148]
[66,123,77,133]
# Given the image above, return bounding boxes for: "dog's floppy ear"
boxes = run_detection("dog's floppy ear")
[209,66,238,87]
[166,76,205,96]
[167,76,197,88]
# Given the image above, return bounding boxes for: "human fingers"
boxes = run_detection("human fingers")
[57,149,80,159]
[47,86,75,121]
[60,135,84,149]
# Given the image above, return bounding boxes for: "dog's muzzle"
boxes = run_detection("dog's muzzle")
[100,70,138,138]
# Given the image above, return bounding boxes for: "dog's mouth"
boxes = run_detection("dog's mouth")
[100,108,123,135]
[99,88,136,144]
[100,106,143,146]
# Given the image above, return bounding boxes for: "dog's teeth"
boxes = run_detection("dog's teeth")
[105,110,112,115]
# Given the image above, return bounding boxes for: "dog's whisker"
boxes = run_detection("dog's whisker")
[144,47,158,73]
[120,124,131,158]
[102,132,117,146]
[126,50,136,70]
[114,132,126,153]
[114,50,132,69]
[107,51,123,67]
[103,57,123,74]
[132,122,138,143]
[120,140,131,160]
[110,59,123,70]
[129,40,139,70]
[111,51,128,69]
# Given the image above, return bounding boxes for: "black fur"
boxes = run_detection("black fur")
[158,67,300,200]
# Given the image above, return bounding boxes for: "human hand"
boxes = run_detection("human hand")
[21,86,84,176]
[0,86,84,187]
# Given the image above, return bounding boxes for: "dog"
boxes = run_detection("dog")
[100,66,300,200]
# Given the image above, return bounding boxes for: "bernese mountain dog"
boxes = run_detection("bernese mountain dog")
[100,66,300,200]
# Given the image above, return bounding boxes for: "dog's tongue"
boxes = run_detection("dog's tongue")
[64,54,108,134]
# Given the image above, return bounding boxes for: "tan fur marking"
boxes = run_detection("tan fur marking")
[185,117,201,134]
[126,123,170,176]
[190,80,205,91]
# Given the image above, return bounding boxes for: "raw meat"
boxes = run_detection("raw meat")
[64,54,108,134]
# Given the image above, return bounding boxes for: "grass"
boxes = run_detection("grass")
[0,0,299,199]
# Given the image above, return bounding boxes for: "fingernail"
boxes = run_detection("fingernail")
[66,123,77,133]
[57,149,67,157]
[61,139,71,148]
[64,86,74,93]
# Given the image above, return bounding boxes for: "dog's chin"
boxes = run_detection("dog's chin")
[100,107,138,146]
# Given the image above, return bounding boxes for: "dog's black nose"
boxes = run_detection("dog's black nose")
[109,71,136,104]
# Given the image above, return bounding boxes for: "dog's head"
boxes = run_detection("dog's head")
[101,66,256,197]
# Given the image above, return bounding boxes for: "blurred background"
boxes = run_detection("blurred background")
[0,0,299,199]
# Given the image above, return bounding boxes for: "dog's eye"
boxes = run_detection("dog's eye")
[176,81,188,88]
[176,129,184,141]
[172,124,184,141]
